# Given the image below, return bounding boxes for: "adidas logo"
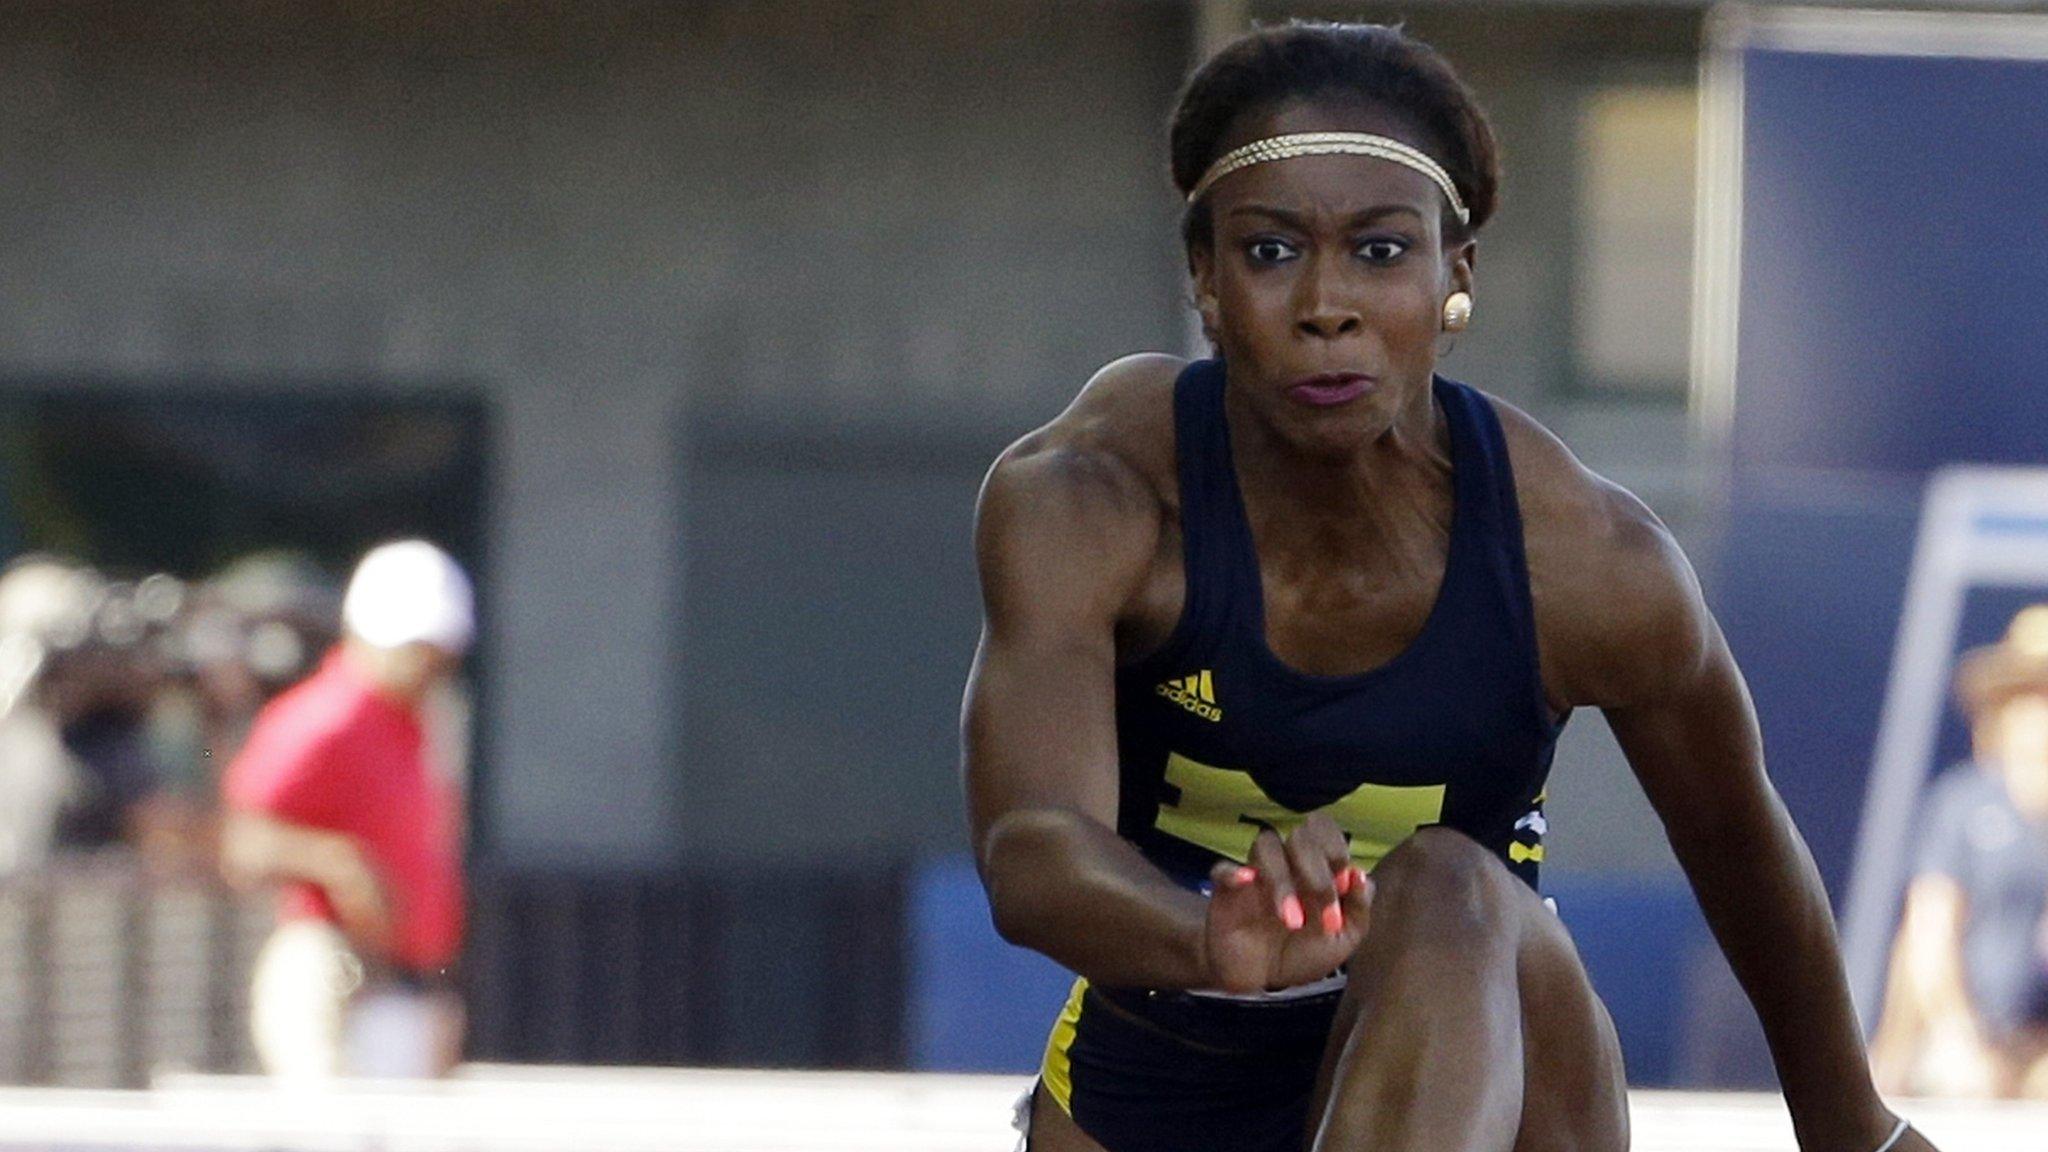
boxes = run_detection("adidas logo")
[1156,670,1223,722]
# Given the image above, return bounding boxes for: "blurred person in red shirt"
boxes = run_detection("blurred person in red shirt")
[1872,605,2048,1098]
[220,539,472,1081]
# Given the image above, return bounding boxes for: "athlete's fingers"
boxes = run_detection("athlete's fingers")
[1314,825,1362,934]
[1339,864,1374,935]
[1209,859,1258,894]
[1335,864,1370,900]
[1246,829,1302,930]
[1292,811,1352,880]
[1327,846,1362,930]
[1284,815,1345,934]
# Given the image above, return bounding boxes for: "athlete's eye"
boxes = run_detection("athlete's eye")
[1246,238,1299,265]
[1358,238,1410,263]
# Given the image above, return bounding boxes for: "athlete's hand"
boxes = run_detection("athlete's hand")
[1200,816,1373,994]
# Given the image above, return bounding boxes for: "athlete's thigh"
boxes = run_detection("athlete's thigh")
[1512,906,1629,1152]
[1027,1083,1110,1152]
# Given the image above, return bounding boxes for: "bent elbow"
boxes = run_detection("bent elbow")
[978,808,1075,948]
[987,893,1032,948]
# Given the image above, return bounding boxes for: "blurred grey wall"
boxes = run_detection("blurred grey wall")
[0,1,1190,869]
[0,1,1713,873]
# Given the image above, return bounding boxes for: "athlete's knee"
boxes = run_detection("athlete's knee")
[1375,826,1512,900]
[1519,889,1582,969]
[1368,826,1523,940]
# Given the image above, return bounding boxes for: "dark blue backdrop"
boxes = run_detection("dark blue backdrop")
[1720,46,2048,905]
[1734,50,2048,480]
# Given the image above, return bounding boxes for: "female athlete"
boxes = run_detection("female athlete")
[963,21,1933,1152]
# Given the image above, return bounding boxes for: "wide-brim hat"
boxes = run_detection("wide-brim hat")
[1955,604,2048,717]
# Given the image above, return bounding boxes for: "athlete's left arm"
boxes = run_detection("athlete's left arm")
[1583,502,1932,1152]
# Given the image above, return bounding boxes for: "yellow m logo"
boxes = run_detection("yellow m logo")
[1154,752,1447,872]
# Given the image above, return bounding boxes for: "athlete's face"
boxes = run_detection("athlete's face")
[1189,100,1474,457]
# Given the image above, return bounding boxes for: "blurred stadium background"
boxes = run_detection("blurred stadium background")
[3,1,2048,1147]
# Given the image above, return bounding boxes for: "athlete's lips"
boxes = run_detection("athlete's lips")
[1287,373,1376,407]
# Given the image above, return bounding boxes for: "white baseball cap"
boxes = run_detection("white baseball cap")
[340,540,475,654]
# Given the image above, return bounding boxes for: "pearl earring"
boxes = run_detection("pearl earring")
[1442,291,1474,333]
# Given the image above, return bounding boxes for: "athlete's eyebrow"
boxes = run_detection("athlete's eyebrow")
[1226,204,1426,229]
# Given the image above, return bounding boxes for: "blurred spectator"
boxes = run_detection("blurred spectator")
[0,556,184,873]
[181,551,342,755]
[51,573,187,855]
[0,557,100,874]
[220,539,472,1082]
[1872,604,2048,1098]
[147,552,342,875]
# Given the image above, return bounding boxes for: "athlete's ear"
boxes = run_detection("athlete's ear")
[1189,244,1222,343]
[1446,237,1476,299]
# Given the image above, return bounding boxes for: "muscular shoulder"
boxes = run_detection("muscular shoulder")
[974,354,1183,630]
[1018,352,1181,478]
[1488,395,1714,710]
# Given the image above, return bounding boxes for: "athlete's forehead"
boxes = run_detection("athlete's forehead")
[1205,99,1449,226]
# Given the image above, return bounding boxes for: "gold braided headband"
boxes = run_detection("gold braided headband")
[1186,131,1470,226]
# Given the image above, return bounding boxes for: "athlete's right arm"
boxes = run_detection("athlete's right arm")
[962,437,1217,989]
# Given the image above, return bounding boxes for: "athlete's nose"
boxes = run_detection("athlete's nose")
[1294,254,1363,340]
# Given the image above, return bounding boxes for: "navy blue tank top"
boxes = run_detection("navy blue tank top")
[1115,358,1562,892]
